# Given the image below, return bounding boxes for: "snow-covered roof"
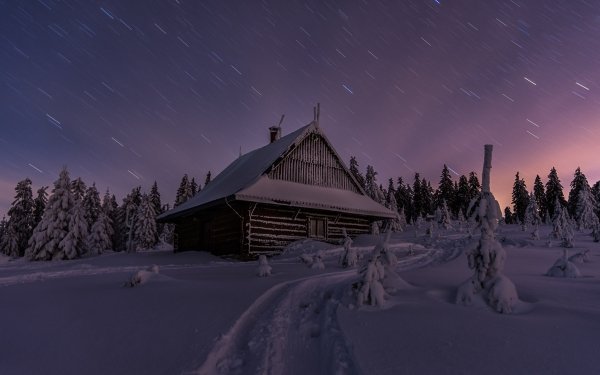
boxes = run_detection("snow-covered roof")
[236,176,397,218]
[158,121,395,220]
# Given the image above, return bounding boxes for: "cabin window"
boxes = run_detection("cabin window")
[308,217,327,239]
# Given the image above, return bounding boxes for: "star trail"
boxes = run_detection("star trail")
[1,0,600,213]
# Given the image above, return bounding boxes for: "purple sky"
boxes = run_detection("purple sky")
[1,0,599,215]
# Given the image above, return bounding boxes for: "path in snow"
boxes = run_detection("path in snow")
[194,240,463,375]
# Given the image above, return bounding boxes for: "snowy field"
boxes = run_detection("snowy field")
[1,225,599,375]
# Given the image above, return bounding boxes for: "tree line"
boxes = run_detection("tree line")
[0,168,212,260]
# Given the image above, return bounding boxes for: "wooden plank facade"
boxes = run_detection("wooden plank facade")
[173,201,373,257]
[161,119,396,258]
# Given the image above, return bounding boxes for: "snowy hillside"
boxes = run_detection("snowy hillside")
[1,225,599,375]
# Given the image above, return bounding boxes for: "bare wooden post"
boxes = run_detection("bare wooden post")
[482,144,493,193]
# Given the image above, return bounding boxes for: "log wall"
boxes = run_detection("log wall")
[244,203,372,255]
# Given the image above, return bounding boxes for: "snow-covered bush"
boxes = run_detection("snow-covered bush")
[457,145,518,314]
[257,255,272,277]
[299,254,313,266]
[311,250,325,270]
[568,249,590,264]
[546,250,580,278]
[356,254,386,307]
[124,265,160,287]
[338,228,357,268]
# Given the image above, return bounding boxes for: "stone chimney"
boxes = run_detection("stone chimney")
[269,126,281,143]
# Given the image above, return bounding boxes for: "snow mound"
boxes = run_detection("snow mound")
[280,239,336,259]
[124,265,160,287]
[568,250,591,264]
[546,258,581,278]
[484,274,518,314]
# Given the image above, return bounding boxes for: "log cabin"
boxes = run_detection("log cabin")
[157,111,396,257]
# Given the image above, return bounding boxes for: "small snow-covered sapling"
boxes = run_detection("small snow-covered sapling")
[257,254,272,277]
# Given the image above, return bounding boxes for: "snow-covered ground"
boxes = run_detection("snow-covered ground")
[1,225,599,375]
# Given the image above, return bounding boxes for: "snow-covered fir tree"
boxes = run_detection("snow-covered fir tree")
[149,181,162,216]
[174,174,193,207]
[101,190,118,249]
[455,175,471,219]
[87,211,113,254]
[0,217,7,245]
[524,193,542,239]
[1,178,35,257]
[574,184,599,231]
[456,145,518,314]
[437,165,455,212]
[190,178,199,197]
[365,165,385,204]
[134,194,158,251]
[438,199,452,229]
[551,198,573,247]
[257,255,272,277]
[545,167,566,220]
[503,207,513,224]
[348,156,366,190]
[82,183,101,228]
[356,251,386,307]
[511,172,529,225]
[70,177,87,202]
[533,175,547,222]
[339,228,357,268]
[58,201,89,259]
[204,171,212,186]
[567,167,589,218]
[32,186,48,230]
[27,168,75,260]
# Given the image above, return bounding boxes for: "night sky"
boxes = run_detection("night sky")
[2,0,600,215]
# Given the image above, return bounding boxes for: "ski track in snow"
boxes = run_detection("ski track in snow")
[194,271,360,375]
[194,243,460,375]
[0,263,209,287]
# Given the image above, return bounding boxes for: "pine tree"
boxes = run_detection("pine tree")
[568,167,589,217]
[437,164,455,210]
[205,171,212,187]
[71,177,87,203]
[511,172,529,224]
[190,178,198,196]
[58,201,89,259]
[421,179,434,217]
[27,168,75,260]
[395,177,413,224]
[412,173,422,221]
[533,175,547,222]
[467,172,481,201]
[175,174,193,207]
[101,190,118,249]
[456,175,470,218]
[365,165,385,204]
[134,194,158,250]
[88,211,113,254]
[504,207,513,224]
[82,183,101,228]
[1,178,35,257]
[349,156,366,190]
[122,187,142,252]
[149,181,163,216]
[551,198,573,247]
[546,167,566,219]
[0,217,7,244]
[32,186,48,229]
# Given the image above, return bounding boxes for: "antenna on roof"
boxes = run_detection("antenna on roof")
[313,103,321,127]
[238,145,242,158]
[316,102,320,125]
[278,114,285,127]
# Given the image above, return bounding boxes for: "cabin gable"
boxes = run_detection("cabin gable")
[268,131,362,194]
